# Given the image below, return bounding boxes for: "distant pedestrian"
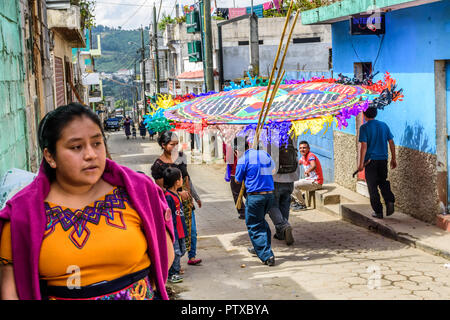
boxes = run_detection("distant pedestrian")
[267,136,299,245]
[0,103,174,300]
[235,143,276,266]
[164,167,188,284]
[357,107,396,219]
[149,129,156,141]
[293,141,323,210]
[139,120,147,139]
[124,116,131,139]
[132,125,137,139]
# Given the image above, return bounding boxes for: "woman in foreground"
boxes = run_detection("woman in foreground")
[0,103,174,300]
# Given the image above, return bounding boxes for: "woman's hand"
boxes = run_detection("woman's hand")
[179,191,191,201]
[0,265,19,300]
[164,208,172,221]
[196,199,202,208]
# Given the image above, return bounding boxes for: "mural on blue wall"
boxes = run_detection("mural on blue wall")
[400,121,435,154]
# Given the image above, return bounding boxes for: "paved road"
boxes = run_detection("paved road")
[108,131,450,300]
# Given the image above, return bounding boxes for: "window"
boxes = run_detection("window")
[292,37,321,44]
[238,40,263,46]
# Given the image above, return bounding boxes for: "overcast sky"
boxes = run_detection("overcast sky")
[94,0,270,30]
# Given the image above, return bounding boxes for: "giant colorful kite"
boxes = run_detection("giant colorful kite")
[142,73,403,147]
[164,73,403,136]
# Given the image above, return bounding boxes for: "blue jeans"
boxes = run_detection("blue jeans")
[188,210,198,259]
[169,238,186,276]
[268,182,293,238]
[246,193,275,262]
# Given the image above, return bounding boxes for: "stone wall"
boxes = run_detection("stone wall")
[389,147,439,224]
[333,131,440,224]
[333,130,358,192]
[0,1,29,177]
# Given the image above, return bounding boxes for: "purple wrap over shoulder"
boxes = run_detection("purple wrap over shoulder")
[0,159,174,300]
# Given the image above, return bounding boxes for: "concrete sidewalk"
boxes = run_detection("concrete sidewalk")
[315,184,450,261]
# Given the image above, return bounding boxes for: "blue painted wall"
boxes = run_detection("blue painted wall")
[296,126,335,184]
[286,71,335,182]
[331,0,450,154]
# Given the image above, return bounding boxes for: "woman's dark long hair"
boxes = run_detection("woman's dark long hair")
[157,130,178,148]
[37,103,107,181]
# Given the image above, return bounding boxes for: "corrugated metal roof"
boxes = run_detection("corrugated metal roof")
[46,0,71,10]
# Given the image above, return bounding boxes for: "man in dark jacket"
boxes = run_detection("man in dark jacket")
[267,137,299,245]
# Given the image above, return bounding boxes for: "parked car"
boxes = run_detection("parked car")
[104,117,121,131]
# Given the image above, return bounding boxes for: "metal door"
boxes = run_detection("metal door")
[54,56,65,107]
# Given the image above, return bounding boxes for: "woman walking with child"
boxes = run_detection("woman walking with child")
[151,131,203,268]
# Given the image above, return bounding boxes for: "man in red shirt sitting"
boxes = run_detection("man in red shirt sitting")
[293,141,323,210]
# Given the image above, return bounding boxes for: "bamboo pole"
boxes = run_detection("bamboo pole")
[259,9,301,128]
[235,69,286,210]
[253,1,294,144]
[235,1,298,210]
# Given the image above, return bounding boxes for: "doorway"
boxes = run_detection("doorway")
[446,61,450,212]
[435,60,450,214]
[64,58,73,103]
[354,62,372,197]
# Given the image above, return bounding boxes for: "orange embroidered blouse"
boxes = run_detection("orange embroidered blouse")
[0,187,151,287]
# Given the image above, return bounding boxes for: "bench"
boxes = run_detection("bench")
[306,190,316,209]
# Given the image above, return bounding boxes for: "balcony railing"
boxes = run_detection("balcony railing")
[47,4,85,47]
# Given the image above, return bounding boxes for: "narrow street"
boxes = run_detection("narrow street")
[108,131,450,300]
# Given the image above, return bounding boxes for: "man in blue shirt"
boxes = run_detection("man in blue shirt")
[358,107,396,219]
[235,143,276,266]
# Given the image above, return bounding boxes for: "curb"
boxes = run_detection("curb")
[340,204,450,261]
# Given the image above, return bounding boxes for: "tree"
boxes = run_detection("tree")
[115,99,128,110]
[158,13,175,31]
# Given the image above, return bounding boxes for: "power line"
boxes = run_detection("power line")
[95,1,179,8]
[102,77,134,86]
[119,0,150,29]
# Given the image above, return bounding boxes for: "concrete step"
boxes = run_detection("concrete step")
[315,183,370,210]
[321,203,341,218]
[314,183,450,261]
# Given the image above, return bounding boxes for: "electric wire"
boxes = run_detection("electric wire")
[119,0,150,29]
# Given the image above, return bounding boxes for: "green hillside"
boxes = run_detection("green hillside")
[91,25,150,105]
[92,25,150,72]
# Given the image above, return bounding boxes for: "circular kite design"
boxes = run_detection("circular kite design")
[165,82,379,125]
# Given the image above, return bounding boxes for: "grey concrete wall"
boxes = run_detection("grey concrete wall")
[334,131,440,224]
[223,42,330,80]
[173,16,332,80]
[218,16,332,46]
[333,131,358,192]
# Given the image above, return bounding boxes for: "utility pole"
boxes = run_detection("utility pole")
[204,0,214,92]
[140,26,148,114]
[133,60,138,123]
[249,12,260,77]
[153,4,161,95]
